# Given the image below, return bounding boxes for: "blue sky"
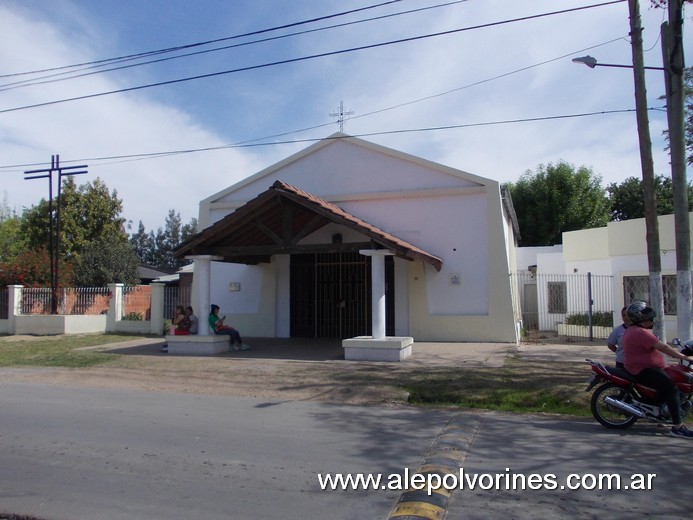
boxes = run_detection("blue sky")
[0,0,689,231]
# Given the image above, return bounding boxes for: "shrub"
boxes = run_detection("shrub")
[122,312,143,321]
[565,311,613,327]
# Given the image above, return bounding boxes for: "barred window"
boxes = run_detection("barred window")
[547,282,567,314]
[623,275,677,315]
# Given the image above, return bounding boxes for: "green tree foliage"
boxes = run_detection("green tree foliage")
[607,174,693,221]
[20,176,128,264]
[129,210,197,270]
[72,237,140,287]
[0,200,24,264]
[506,161,610,246]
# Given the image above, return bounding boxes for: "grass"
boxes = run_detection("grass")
[0,334,595,416]
[400,357,592,416]
[0,334,149,368]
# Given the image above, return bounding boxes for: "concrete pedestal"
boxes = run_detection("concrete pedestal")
[342,336,413,361]
[165,334,229,355]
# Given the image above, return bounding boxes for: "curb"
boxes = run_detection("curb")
[388,414,484,520]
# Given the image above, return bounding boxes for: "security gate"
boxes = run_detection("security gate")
[290,252,394,338]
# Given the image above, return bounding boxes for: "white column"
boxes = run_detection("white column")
[8,285,22,335]
[107,283,124,332]
[188,255,223,336]
[149,283,165,335]
[359,250,394,340]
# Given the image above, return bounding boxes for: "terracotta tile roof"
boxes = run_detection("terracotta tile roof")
[176,180,442,271]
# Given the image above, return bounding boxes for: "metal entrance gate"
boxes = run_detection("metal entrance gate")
[290,252,394,339]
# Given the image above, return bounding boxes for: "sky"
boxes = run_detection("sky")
[0,0,690,232]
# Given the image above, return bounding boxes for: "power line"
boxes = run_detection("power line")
[0,107,661,172]
[0,1,468,92]
[0,0,627,115]
[0,0,405,79]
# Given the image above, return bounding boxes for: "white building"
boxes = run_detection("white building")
[516,213,693,340]
[177,134,522,344]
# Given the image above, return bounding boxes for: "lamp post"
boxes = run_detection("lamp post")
[572,55,664,71]
[572,0,690,341]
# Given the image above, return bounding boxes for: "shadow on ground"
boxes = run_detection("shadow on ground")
[102,337,346,361]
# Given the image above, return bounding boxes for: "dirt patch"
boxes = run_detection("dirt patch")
[0,337,606,407]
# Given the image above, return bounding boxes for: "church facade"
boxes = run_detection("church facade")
[177,134,521,343]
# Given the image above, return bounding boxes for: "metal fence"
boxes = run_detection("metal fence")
[0,287,7,319]
[19,287,111,315]
[511,272,614,333]
[163,285,192,321]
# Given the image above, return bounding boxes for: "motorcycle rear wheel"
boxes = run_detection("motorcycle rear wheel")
[590,382,638,429]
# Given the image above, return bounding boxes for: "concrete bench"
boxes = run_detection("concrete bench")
[165,334,229,355]
[342,336,414,361]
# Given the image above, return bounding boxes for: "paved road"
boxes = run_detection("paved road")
[2,361,691,519]
[445,412,690,519]
[0,382,454,520]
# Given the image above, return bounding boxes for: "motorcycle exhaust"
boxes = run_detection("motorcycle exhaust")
[604,396,646,418]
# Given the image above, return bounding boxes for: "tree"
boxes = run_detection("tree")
[129,220,154,263]
[129,210,197,270]
[0,201,24,264]
[20,176,128,264]
[608,174,693,221]
[0,247,73,287]
[72,237,140,287]
[505,161,610,246]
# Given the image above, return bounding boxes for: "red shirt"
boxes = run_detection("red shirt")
[623,325,666,375]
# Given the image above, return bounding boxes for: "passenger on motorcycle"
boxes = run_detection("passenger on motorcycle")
[623,301,693,439]
[606,306,631,368]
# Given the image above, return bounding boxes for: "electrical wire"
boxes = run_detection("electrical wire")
[0,107,664,172]
[0,1,468,92]
[0,0,405,79]
[0,0,627,115]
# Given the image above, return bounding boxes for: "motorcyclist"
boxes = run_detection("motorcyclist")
[623,301,693,439]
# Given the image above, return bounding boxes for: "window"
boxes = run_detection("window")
[623,275,677,315]
[547,282,567,314]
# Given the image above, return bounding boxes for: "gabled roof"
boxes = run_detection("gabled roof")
[176,180,442,271]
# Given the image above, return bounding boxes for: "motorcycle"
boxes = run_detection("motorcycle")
[585,338,693,429]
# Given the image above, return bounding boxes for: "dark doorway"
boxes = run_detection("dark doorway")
[290,252,394,339]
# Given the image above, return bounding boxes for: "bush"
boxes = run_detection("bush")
[565,311,613,327]
[122,312,143,321]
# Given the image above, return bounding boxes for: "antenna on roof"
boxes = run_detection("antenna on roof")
[329,100,354,133]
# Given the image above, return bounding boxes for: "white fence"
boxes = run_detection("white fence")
[511,272,615,339]
[0,284,164,336]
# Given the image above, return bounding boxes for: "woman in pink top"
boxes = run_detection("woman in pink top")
[623,301,693,439]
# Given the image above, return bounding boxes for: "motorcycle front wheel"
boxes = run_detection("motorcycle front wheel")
[590,382,638,429]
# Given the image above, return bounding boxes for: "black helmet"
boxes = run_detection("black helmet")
[626,301,656,324]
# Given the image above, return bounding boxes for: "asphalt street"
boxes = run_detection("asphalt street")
[0,382,454,520]
[2,377,691,519]
[445,412,691,519]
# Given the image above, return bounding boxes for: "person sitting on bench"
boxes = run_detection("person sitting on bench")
[208,304,250,351]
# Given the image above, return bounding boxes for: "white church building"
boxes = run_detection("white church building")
[176,133,523,347]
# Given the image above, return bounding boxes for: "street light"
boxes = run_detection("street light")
[572,55,665,71]
[572,8,690,341]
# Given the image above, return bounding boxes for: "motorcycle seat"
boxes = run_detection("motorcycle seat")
[607,366,637,383]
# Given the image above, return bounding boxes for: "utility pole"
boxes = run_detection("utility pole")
[628,0,666,340]
[661,0,691,340]
[24,155,88,314]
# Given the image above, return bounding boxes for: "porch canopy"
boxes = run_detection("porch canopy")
[175,180,442,271]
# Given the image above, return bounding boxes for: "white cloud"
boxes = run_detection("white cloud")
[0,0,689,232]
